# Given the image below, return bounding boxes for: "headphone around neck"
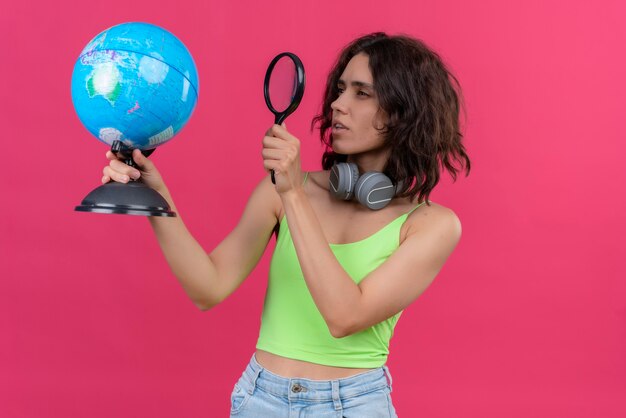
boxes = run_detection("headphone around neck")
[329,162,397,210]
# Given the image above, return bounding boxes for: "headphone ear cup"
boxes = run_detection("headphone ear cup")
[355,172,395,210]
[329,162,359,200]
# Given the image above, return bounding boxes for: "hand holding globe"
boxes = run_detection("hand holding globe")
[102,149,166,193]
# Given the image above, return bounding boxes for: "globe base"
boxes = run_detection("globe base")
[75,181,176,217]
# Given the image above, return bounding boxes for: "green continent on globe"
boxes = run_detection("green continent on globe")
[86,63,122,105]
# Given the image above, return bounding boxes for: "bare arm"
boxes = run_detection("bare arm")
[282,189,461,337]
[104,149,280,310]
[149,176,279,310]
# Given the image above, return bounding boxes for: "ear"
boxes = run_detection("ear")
[374,109,390,131]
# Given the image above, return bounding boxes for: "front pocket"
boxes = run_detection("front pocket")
[230,384,251,414]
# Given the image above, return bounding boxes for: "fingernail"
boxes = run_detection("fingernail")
[130,171,140,180]
[121,175,129,182]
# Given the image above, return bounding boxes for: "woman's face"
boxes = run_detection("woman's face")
[330,53,388,159]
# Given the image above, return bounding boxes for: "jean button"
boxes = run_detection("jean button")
[292,383,303,393]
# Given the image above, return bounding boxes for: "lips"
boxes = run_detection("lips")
[332,120,348,132]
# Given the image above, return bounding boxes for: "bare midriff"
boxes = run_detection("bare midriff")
[255,349,375,380]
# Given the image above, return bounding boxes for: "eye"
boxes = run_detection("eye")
[336,86,345,94]
[357,90,370,97]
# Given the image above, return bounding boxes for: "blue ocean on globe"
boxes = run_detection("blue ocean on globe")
[71,22,199,150]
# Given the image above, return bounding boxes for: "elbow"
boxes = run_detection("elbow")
[188,281,225,312]
[328,320,356,339]
[330,328,350,339]
[193,295,222,312]
[327,308,364,338]
[195,302,213,312]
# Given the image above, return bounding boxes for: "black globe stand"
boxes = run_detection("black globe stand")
[75,140,176,217]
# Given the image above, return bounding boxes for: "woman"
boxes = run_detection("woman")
[102,32,470,417]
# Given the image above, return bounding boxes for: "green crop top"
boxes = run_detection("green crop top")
[256,173,426,368]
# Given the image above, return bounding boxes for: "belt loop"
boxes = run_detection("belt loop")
[331,380,342,411]
[247,358,263,395]
[383,365,393,392]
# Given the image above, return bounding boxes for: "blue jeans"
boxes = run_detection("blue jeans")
[230,354,398,417]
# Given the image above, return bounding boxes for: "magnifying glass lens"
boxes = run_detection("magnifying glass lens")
[268,57,297,113]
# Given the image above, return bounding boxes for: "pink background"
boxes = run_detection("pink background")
[1,0,625,417]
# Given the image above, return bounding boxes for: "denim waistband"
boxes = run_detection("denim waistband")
[238,354,393,405]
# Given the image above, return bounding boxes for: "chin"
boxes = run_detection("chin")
[330,145,352,156]
[330,140,353,155]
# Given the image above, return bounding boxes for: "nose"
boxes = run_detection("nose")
[331,95,348,114]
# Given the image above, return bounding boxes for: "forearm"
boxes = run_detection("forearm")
[148,188,220,310]
[281,189,362,336]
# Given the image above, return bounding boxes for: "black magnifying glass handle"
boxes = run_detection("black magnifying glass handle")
[269,114,287,184]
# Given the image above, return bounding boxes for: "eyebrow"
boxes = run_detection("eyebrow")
[337,79,374,89]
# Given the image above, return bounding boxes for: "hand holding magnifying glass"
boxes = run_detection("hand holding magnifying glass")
[263,52,305,184]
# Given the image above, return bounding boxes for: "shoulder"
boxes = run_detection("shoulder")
[403,201,462,246]
[306,170,331,192]
[258,170,320,222]
[248,174,283,224]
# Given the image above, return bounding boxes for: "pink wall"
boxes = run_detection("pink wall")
[1,0,624,417]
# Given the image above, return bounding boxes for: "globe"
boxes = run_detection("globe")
[71,22,199,150]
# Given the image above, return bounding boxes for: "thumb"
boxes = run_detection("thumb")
[132,149,152,170]
[281,121,287,129]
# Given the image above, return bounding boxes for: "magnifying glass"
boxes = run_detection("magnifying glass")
[263,52,305,184]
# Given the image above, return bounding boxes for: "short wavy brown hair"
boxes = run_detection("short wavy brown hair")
[312,32,471,204]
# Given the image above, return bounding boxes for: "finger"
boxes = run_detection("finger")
[266,122,287,137]
[132,149,153,170]
[271,124,297,143]
[262,135,288,149]
[270,124,284,138]
[103,166,130,183]
[272,123,290,135]
[101,175,110,184]
[264,160,291,176]
[109,159,141,179]
[264,139,300,164]
[263,160,282,173]
[261,148,284,160]
[109,158,135,173]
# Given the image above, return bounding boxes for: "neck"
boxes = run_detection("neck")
[346,147,391,173]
